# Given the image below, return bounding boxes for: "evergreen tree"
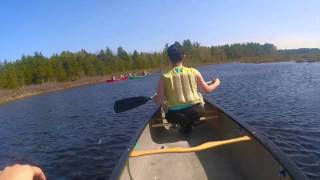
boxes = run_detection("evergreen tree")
[4,39,316,90]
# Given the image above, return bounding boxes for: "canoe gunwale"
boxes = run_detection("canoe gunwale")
[211,100,309,180]
[109,105,160,180]
[109,99,308,180]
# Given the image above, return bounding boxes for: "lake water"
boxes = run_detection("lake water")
[0,62,319,179]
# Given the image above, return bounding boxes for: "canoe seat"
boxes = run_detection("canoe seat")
[130,136,251,157]
[151,115,219,128]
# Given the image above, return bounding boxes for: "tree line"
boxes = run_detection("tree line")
[0,40,290,89]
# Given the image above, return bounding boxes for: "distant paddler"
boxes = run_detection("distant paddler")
[142,70,147,76]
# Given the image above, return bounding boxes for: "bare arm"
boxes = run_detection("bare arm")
[196,73,220,94]
[0,164,46,180]
[153,77,165,106]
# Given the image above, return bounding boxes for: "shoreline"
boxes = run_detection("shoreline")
[0,76,109,105]
[1,59,319,106]
[0,67,158,105]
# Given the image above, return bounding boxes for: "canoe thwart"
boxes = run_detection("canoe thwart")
[130,135,251,157]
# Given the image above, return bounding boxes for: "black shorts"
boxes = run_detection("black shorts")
[165,103,205,125]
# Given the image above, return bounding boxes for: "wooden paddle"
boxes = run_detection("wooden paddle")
[114,80,214,113]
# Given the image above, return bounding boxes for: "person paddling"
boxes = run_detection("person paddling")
[153,42,220,133]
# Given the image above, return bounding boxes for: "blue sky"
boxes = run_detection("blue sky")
[1,0,319,61]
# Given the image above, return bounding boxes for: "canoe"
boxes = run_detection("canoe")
[106,76,128,83]
[128,75,146,80]
[110,99,308,180]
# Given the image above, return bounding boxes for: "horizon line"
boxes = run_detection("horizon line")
[1,41,320,62]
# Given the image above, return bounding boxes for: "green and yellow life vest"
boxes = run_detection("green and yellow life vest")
[163,66,203,109]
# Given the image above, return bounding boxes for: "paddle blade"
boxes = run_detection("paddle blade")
[114,96,151,113]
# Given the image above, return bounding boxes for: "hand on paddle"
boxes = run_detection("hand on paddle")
[211,78,220,86]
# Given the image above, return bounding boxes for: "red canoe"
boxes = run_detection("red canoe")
[106,76,128,83]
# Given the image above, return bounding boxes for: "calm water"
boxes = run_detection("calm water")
[0,62,319,179]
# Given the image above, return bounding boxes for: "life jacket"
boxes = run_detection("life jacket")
[163,66,203,109]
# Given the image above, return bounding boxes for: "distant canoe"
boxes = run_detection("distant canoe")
[128,75,147,80]
[110,99,307,180]
[106,76,128,83]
